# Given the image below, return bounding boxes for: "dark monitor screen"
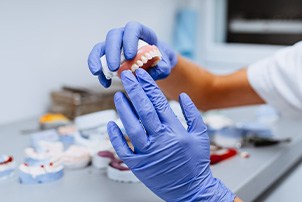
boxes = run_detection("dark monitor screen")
[226,0,302,45]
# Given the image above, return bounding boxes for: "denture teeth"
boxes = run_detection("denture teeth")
[153,50,161,57]
[131,64,139,72]
[145,53,152,59]
[137,60,143,67]
[141,56,148,63]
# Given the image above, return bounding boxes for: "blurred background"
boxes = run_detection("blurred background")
[0,0,178,124]
[1,1,302,202]
[0,0,301,124]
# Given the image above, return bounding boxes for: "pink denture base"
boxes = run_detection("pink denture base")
[117,45,161,77]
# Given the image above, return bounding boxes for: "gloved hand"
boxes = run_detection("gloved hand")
[107,68,236,202]
[87,21,178,88]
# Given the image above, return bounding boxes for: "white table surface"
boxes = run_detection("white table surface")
[0,106,301,202]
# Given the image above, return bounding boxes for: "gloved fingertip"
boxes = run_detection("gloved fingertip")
[107,121,122,146]
[124,50,137,60]
[120,70,134,81]
[88,57,101,76]
[107,121,116,130]
[135,67,147,77]
[91,69,101,76]
[88,65,100,75]
[98,74,111,88]
[179,93,190,104]
[148,64,170,80]
[107,61,120,72]
[136,68,159,88]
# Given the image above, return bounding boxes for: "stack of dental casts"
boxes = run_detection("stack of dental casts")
[101,39,162,79]
[2,103,284,185]
[0,110,141,184]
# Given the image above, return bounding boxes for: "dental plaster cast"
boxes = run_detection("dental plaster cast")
[24,141,64,165]
[101,40,162,79]
[107,159,140,183]
[75,110,116,155]
[92,150,139,183]
[60,145,91,169]
[19,161,63,184]
[25,141,91,169]
[92,150,116,169]
[204,114,234,130]
[0,155,16,180]
[30,130,59,152]
[57,125,77,148]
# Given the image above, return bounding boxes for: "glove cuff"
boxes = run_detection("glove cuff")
[192,177,236,202]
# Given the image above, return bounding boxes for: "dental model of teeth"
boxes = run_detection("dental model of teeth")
[92,150,139,183]
[25,141,91,169]
[57,125,76,149]
[19,161,64,184]
[30,130,60,152]
[92,150,115,169]
[0,155,16,180]
[75,110,117,155]
[24,141,64,165]
[107,159,139,183]
[101,40,162,79]
[60,145,91,169]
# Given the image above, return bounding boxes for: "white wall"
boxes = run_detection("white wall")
[0,0,178,125]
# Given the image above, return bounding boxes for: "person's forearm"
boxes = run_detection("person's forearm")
[235,196,243,202]
[157,55,264,111]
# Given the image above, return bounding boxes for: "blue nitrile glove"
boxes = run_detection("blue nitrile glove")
[87,21,178,88]
[107,68,236,202]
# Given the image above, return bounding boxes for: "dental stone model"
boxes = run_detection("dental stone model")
[101,40,162,79]
[0,155,16,180]
[57,125,76,149]
[75,110,116,155]
[24,141,64,165]
[30,130,59,152]
[25,141,91,169]
[92,150,139,183]
[92,150,115,169]
[60,145,91,169]
[19,161,64,184]
[107,159,140,183]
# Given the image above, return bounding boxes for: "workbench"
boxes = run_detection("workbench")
[0,106,301,202]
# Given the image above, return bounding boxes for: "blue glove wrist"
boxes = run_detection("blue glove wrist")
[190,177,236,202]
[106,69,235,202]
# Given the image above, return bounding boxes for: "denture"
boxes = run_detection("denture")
[101,40,162,79]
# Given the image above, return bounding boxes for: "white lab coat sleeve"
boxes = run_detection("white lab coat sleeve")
[247,41,302,119]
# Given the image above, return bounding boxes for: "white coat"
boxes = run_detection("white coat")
[247,41,302,119]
